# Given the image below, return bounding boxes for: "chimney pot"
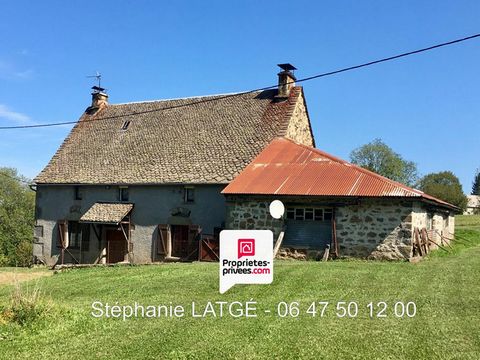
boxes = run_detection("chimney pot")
[91,86,108,108]
[276,63,297,99]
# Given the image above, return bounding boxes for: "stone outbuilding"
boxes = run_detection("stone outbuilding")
[222,138,458,260]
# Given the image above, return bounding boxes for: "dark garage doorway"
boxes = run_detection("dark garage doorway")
[283,207,333,250]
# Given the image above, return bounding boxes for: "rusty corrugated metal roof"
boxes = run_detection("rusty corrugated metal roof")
[222,137,456,209]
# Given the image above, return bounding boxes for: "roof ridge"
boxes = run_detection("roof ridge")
[110,90,263,106]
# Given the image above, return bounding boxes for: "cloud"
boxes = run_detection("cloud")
[13,69,34,79]
[0,59,34,80]
[0,104,31,123]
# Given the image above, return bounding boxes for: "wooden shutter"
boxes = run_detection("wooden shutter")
[157,224,169,255]
[57,220,68,248]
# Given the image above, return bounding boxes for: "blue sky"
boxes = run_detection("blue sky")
[0,1,479,192]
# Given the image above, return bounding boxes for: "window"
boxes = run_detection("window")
[304,208,314,220]
[324,209,333,220]
[295,208,304,220]
[286,207,333,221]
[121,120,131,130]
[184,187,195,203]
[119,187,129,202]
[74,186,82,200]
[286,208,295,219]
[314,208,323,221]
[427,213,433,230]
[67,221,90,250]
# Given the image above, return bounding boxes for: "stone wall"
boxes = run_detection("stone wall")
[285,91,314,147]
[412,201,455,249]
[224,196,456,261]
[335,199,413,260]
[225,197,284,240]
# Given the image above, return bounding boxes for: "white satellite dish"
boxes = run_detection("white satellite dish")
[269,200,285,219]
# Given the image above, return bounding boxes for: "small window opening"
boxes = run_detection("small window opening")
[184,187,195,203]
[285,207,333,221]
[323,209,333,220]
[304,208,314,220]
[121,121,131,130]
[427,213,433,230]
[286,209,295,219]
[74,186,82,200]
[119,187,129,202]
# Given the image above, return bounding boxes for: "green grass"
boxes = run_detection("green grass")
[455,214,480,230]
[0,228,479,359]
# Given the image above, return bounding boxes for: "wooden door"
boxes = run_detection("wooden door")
[171,225,189,258]
[107,230,127,263]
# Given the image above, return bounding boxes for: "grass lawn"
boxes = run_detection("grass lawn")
[0,227,479,359]
[455,214,480,230]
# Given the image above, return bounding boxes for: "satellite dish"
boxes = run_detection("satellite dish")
[269,200,285,219]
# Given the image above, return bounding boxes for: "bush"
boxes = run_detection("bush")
[15,240,33,267]
[1,280,49,326]
[0,167,35,267]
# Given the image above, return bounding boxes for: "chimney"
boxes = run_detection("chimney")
[276,63,297,99]
[91,86,108,108]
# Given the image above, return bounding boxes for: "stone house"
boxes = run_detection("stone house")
[33,65,314,266]
[32,64,457,265]
[222,138,458,260]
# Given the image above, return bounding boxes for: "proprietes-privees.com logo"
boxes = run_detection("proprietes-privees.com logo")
[219,230,273,293]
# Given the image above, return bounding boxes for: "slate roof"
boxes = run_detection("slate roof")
[35,88,303,184]
[79,202,134,224]
[222,137,458,210]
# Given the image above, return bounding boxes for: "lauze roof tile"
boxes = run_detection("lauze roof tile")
[35,88,302,184]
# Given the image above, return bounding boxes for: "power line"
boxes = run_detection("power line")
[0,32,479,131]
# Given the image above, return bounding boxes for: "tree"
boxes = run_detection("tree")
[472,169,480,195]
[350,138,418,186]
[417,171,467,210]
[0,167,35,266]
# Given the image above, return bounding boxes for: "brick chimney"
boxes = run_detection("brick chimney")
[91,86,108,108]
[276,63,297,99]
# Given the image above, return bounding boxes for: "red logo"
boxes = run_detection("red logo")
[238,239,255,258]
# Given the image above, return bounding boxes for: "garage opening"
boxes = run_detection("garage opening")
[283,207,333,250]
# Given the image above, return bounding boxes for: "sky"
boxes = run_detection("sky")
[0,1,479,192]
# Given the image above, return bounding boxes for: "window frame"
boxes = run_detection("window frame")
[119,186,129,202]
[184,186,195,204]
[74,186,82,200]
[286,206,333,221]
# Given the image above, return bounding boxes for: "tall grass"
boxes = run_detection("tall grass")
[0,277,49,325]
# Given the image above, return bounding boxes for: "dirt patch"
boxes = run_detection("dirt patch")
[0,270,52,286]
